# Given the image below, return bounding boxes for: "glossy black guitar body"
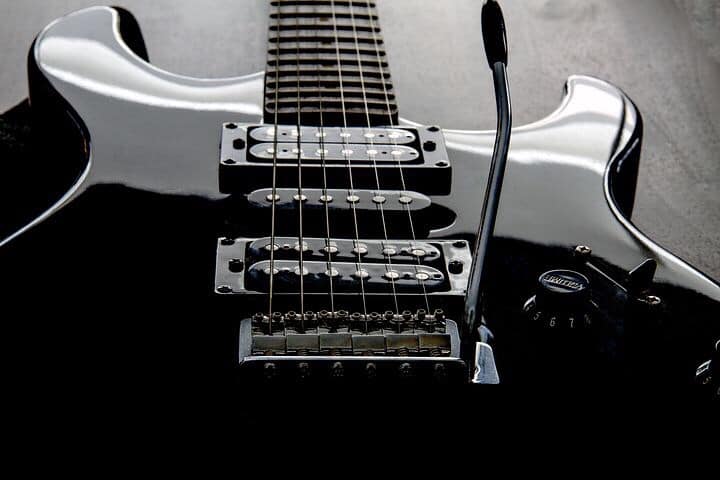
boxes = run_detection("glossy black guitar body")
[2,6,718,391]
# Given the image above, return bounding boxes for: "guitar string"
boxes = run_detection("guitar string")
[364,0,432,315]
[294,1,306,319]
[347,0,401,321]
[267,0,283,326]
[311,2,337,317]
[330,0,368,319]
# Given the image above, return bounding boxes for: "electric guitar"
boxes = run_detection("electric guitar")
[2,0,718,390]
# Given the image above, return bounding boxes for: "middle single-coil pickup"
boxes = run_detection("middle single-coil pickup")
[248,189,430,212]
[250,143,419,164]
[246,261,446,293]
[247,237,441,264]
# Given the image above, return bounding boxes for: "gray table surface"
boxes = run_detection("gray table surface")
[1,0,718,280]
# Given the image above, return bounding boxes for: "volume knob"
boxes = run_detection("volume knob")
[524,270,593,330]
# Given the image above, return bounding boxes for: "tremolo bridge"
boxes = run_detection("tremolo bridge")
[219,124,451,195]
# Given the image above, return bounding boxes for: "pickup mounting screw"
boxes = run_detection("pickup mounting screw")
[220,237,235,245]
[642,295,662,306]
[449,260,464,274]
[217,285,232,294]
[228,259,244,272]
[575,245,592,256]
[423,140,437,152]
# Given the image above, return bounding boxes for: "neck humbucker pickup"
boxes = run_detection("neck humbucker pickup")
[218,124,451,195]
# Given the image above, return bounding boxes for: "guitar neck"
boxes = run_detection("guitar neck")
[264,0,399,127]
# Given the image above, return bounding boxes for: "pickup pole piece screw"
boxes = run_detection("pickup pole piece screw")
[642,295,662,306]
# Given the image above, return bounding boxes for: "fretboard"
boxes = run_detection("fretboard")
[264,0,399,127]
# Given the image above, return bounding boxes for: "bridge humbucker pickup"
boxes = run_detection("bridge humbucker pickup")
[219,124,451,195]
[215,237,471,298]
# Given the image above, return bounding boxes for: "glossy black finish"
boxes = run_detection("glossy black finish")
[1,7,719,389]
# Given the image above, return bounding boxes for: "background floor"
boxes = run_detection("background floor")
[0,0,718,279]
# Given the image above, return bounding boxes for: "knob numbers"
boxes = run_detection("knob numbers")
[523,270,595,331]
